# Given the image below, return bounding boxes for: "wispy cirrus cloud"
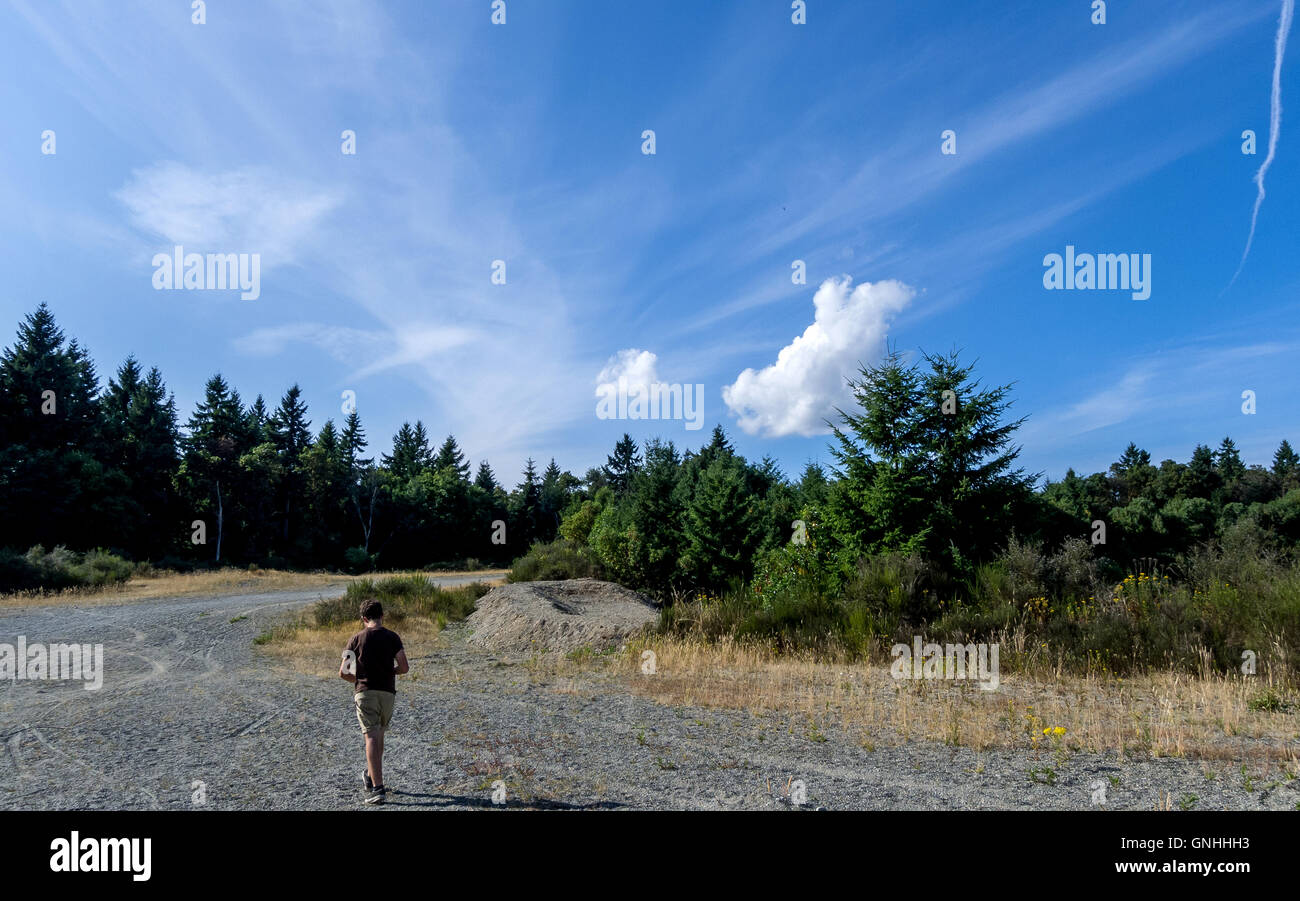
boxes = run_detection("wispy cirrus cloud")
[115,162,342,267]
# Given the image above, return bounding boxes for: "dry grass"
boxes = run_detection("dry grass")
[540,635,1300,763]
[0,567,507,609]
[256,617,447,682]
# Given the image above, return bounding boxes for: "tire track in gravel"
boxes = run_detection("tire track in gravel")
[2,577,1296,811]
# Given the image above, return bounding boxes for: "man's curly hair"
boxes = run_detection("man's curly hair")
[360,599,383,622]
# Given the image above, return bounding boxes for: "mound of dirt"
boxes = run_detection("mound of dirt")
[465,578,659,655]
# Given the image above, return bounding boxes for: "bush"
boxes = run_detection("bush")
[655,539,1300,680]
[312,575,492,628]
[507,539,603,582]
[156,554,202,573]
[559,499,602,546]
[343,546,373,574]
[0,545,135,594]
[75,548,135,586]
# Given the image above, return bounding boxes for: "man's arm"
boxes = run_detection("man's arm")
[394,648,409,676]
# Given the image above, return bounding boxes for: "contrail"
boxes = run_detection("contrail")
[1226,0,1294,291]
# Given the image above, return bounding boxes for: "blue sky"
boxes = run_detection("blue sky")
[2,0,1297,486]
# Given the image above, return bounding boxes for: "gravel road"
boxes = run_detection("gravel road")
[1,583,1295,811]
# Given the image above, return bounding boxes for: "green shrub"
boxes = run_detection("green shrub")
[312,575,491,628]
[653,540,1300,679]
[343,546,373,574]
[507,539,603,582]
[0,545,136,594]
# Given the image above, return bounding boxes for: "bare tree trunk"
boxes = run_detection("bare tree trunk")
[352,480,378,553]
[215,478,224,563]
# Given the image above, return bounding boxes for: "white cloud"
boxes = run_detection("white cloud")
[115,162,341,267]
[1227,0,1294,290]
[722,277,914,437]
[595,348,660,398]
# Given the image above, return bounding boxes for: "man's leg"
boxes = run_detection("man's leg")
[365,730,384,788]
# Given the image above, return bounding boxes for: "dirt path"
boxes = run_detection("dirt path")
[1,584,1295,810]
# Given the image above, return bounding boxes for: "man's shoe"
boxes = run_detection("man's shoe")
[363,772,373,792]
[364,786,386,805]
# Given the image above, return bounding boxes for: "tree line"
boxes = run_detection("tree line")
[0,304,582,574]
[4,304,1299,605]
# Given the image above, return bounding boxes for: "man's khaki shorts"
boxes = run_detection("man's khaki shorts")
[354,689,396,734]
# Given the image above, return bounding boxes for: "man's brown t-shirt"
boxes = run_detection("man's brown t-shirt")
[345,626,404,694]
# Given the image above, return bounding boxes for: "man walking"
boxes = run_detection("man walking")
[340,599,408,805]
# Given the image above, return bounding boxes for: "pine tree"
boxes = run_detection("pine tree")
[1110,442,1155,502]
[825,348,1031,571]
[102,359,180,556]
[1272,439,1299,483]
[474,460,500,494]
[603,433,642,495]
[681,450,759,590]
[1185,444,1220,499]
[1215,437,1246,485]
[797,462,829,507]
[632,439,685,587]
[539,458,578,541]
[825,349,926,557]
[102,355,143,443]
[696,425,735,468]
[0,303,101,452]
[246,394,272,443]
[300,419,351,562]
[270,385,312,460]
[0,305,109,549]
[179,374,252,561]
[341,410,370,471]
[382,421,432,482]
[266,382,312,543]
[511,458,542,547]
[433,434,471,482]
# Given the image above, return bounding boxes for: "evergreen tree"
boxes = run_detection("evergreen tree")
[102,355,143,443]
[267,384,312,549]
[0,305,115,550]
[1273,439,1299,484]
[825,348,1031,571]
[681,449,760,590]
[1215,437,1246,486]
[382,421,432,482]
[1185,444,1220,499]
[797,462,830,508]
[179,374,252,561]
[341,410,371,472]
[0,303,101,453]
[101,359,180,556]
[270,385,312,460]
[603,433,641,495]
[300,419,351,563]
[246,394,272,443]
[511,458,542,548]
[474,460,501,494]
[825,349,928,558]
[582,466,609,494]
[1110,442,1155,503]
[433,434,471,482]
[539,458,565,540]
